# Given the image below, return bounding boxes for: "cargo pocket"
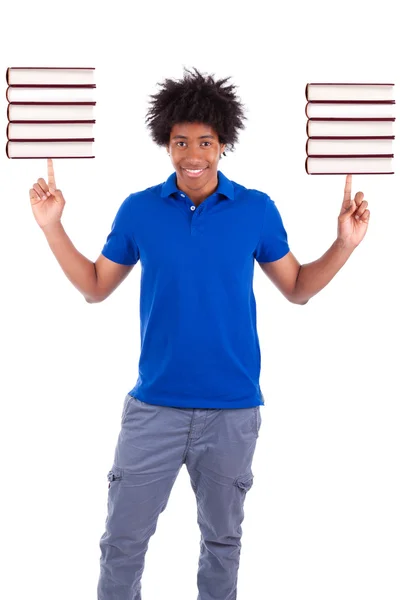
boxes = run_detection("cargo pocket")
[107,466,123,489]
[234,472,254,493]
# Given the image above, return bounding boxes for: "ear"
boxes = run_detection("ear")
[220,143,227,156]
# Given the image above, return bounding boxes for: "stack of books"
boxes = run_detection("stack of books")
[305,83,395,174]
[6,67,96,159]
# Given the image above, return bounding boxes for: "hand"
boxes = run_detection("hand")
[29,158,66,231]
[337,174,370,248]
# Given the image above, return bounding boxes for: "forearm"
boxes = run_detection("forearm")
[41,222,98,302]
[293,238,356,304]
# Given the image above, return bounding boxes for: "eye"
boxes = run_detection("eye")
[175,141,212,148]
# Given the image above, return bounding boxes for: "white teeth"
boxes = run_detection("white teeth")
[186,169,203,173]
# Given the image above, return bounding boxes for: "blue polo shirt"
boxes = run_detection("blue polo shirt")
[101,170,290,409]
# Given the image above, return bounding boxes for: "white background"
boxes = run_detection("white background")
[1,1,399,599]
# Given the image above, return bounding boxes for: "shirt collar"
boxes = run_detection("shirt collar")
[161,170,234,201]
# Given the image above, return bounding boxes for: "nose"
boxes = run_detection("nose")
[184,148,206,168]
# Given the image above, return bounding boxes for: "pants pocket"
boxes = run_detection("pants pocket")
[121,394,133,425]
[107,466,123,489]
[234,472,254,493]
[254,406,262,437]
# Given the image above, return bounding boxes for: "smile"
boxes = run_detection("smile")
[183,168,207,178]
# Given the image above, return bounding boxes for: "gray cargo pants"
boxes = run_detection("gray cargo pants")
[97,393,262,600]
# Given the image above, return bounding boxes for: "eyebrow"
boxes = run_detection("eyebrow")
[171,134,215,140]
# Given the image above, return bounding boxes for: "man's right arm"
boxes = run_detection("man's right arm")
[42,222,134,303]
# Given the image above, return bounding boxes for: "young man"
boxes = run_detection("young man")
[29,67,370,600]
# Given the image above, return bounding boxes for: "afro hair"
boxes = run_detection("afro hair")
[145,66,247,155]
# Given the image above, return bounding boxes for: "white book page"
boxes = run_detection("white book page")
[7,87,96,102]
[7,140,94,157]
[7,68,94,85]
[306,156,393,173]
[307,84,393,101]
[307,138,394,155]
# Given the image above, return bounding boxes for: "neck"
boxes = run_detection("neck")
[176,172,219,205]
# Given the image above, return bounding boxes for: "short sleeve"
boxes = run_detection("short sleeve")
[253,194,290,263]
[101,195,140,266]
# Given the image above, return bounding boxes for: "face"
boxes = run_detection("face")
[166,122,226,199]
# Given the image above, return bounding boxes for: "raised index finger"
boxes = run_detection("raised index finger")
[342,174,352,209]
[47,158,56,190]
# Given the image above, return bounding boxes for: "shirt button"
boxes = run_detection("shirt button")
[190,206,196,211]
[180,193,185,197]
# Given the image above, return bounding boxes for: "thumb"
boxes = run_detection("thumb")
[49,187,65,202]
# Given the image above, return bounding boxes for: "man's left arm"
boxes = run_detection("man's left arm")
[258,175,370,305]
